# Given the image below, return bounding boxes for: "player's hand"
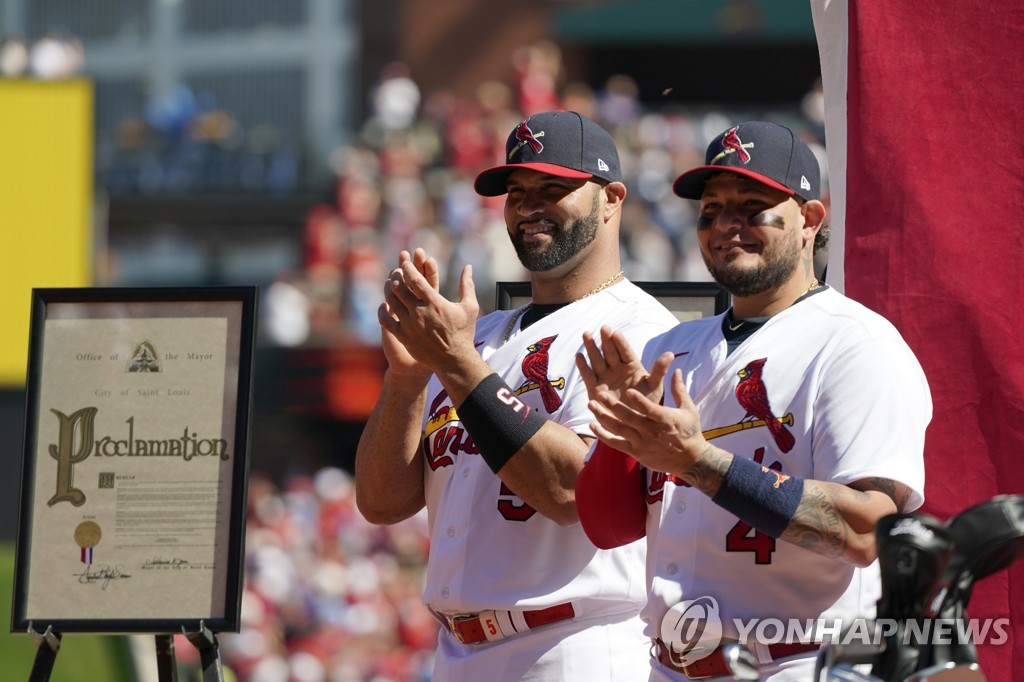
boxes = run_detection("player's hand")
[576,327,669,407]
[378,249,439,384]
[588,368,709,478]
[380,255,479,374]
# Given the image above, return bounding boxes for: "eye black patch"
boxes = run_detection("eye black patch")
[749,211,785,228]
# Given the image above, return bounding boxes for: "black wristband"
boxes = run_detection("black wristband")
[457,373,547,474]
[712,455,805,538]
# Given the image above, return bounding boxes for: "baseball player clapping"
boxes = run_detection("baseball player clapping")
[575,121,932,682]
[355,111,678,681]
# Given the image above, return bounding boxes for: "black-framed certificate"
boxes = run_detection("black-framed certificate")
[11,287,257,634]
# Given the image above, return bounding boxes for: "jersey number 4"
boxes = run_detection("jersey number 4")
[724,448,780,564]
[725,521,775,564]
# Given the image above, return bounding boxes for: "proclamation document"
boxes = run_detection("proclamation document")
[14,292,255,631]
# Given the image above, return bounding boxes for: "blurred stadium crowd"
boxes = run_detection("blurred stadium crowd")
[223,467,435,682]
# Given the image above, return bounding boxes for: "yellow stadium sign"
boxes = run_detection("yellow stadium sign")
[0,79,93,386]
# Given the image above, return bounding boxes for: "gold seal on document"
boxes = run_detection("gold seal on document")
[74,520,102,548]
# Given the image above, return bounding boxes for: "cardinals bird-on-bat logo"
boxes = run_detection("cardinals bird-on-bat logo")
[720,125,752,163]
[519,335,563,413]
[510,119,545,158]
[735,358,795,452]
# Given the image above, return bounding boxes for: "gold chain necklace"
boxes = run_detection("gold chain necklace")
[502,270,624,344]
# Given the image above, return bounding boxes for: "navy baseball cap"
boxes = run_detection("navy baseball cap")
[474,110,623,196]
[673,121,820,201]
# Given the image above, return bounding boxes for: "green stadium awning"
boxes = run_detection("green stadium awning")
[554,0,816,45]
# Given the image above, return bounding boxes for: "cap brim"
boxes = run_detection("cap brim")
[474,163,593,196]
[672,166,795,200]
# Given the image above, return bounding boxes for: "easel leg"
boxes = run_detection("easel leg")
[154,634,179,682]
[184,622,225,682]
[27,625,62,682]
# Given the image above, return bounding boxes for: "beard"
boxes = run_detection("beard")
[703,227,803,297]
[511,193,600,272]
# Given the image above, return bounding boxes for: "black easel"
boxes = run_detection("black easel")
[154,621,224,682]
[27,624,62,682]
[25,622,223,682]
[154,633,178,682]
[184,622,225,682]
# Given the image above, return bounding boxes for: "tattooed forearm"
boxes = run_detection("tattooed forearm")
[895,486,912,512]
[855,477,912,512]
[682,445,732,498]
[782,483,848,559]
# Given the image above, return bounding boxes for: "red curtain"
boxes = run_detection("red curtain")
[813,1,1024,677]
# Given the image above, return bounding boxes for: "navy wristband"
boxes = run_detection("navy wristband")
[457,373,546,474]
[712,455,804,538]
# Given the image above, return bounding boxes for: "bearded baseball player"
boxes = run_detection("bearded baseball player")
[574,121,931,681]
[355,110,677,681]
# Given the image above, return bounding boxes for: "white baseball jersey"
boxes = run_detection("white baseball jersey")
[420,279,677,679]
[639,287,930,642]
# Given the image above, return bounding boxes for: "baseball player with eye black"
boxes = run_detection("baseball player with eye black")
[574,121,932,681]
[354,111,677,681]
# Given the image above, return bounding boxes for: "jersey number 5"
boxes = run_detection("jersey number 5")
[497,481,537,521]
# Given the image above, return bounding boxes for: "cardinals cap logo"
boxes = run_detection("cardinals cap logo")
[509,120,545,159]
[711,125,753,165]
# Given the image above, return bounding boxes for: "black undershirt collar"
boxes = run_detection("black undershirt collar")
[521,302,568,330]
[722,284,830,355]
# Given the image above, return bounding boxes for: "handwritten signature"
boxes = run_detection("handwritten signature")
[74,564,132,590]
[144,557,190,567]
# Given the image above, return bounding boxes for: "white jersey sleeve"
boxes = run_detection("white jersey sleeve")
[810,329,930,510]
